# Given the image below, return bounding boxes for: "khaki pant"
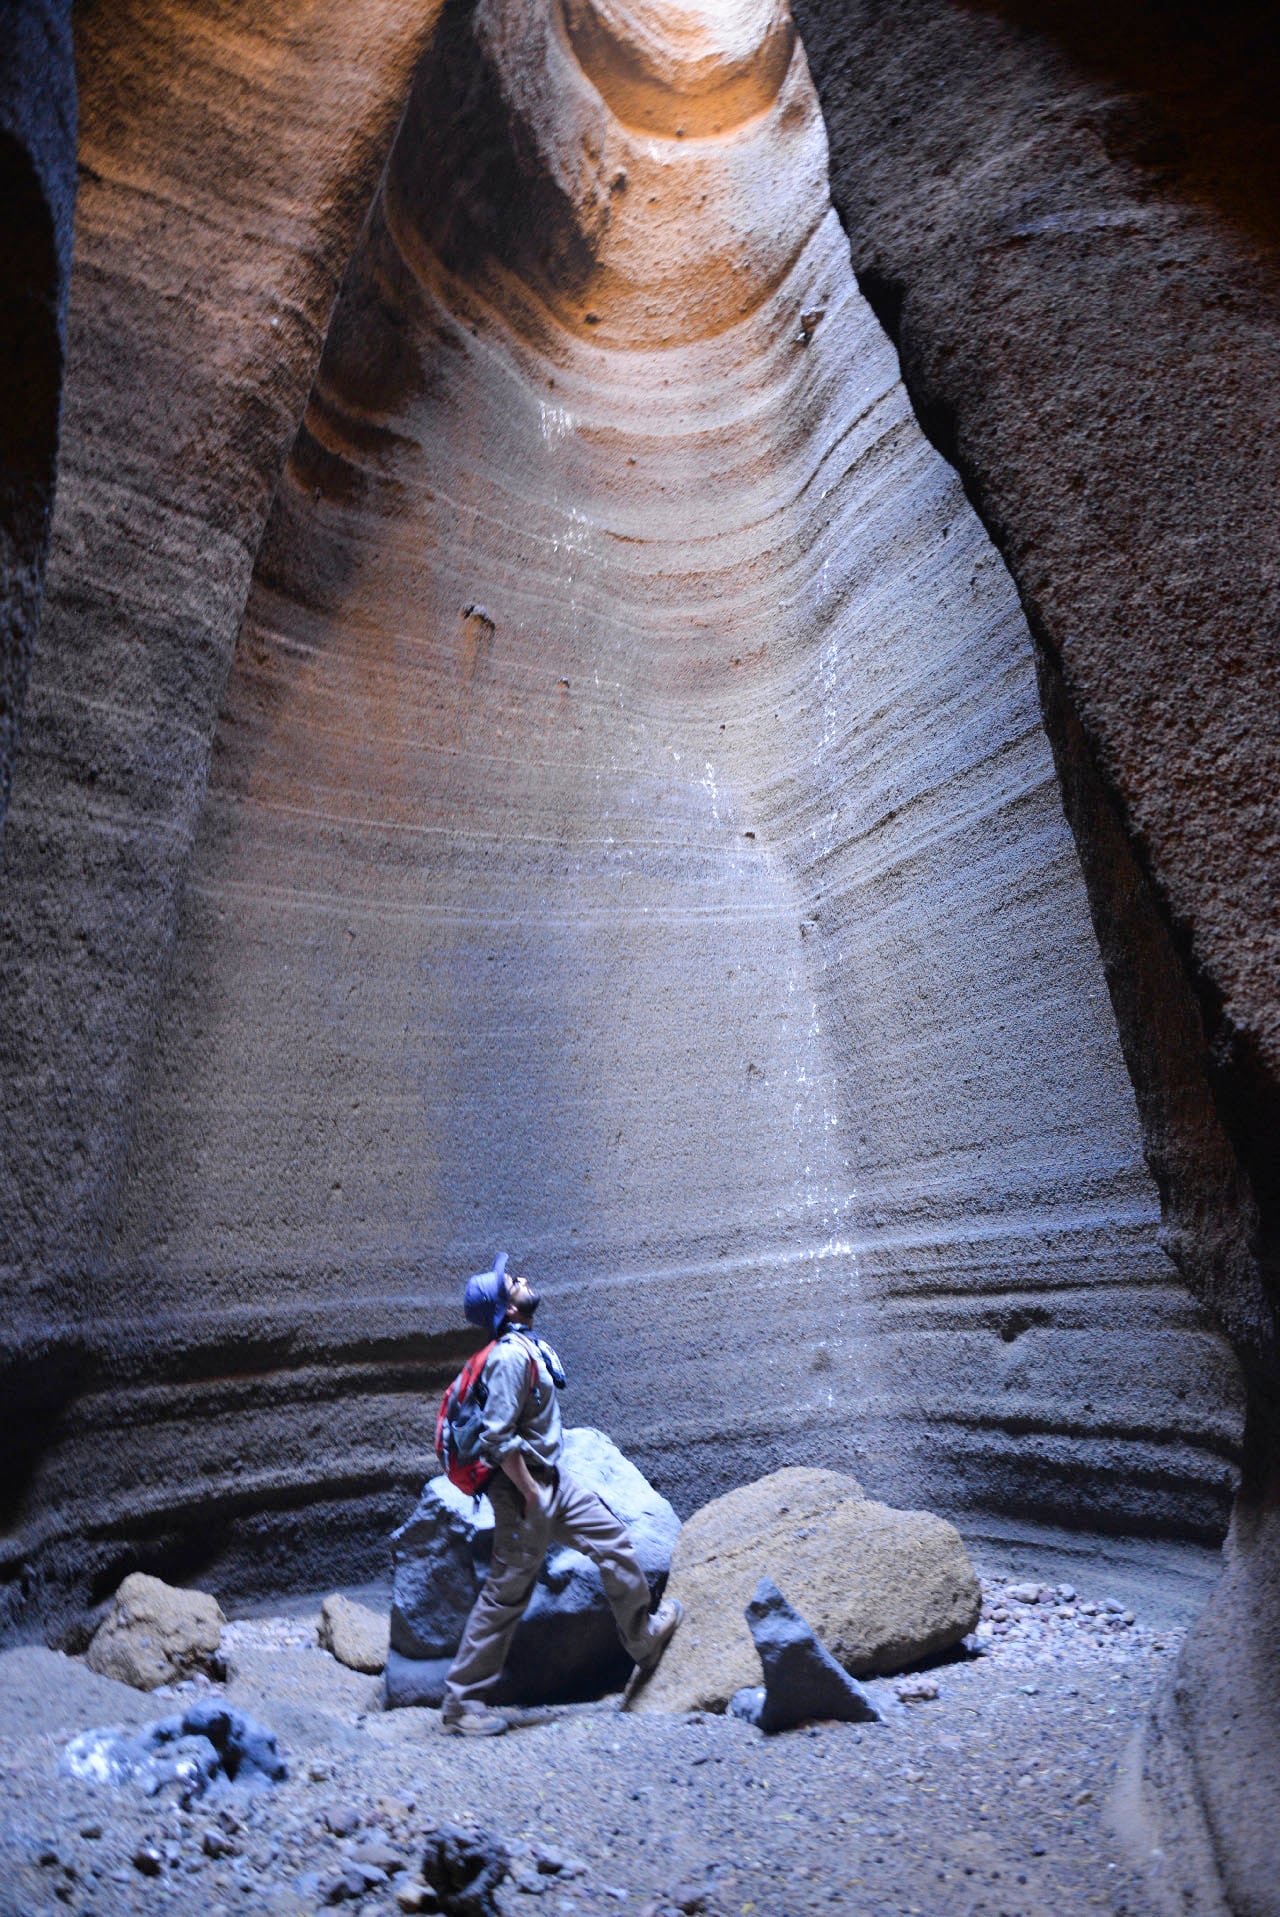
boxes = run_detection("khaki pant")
[443,1465,659,1713]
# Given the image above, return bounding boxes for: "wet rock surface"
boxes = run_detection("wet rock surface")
[0,1551,1207,1914]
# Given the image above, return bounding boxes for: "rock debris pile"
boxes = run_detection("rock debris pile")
[61,1700,286,1806]
[972,1575,1166,1668]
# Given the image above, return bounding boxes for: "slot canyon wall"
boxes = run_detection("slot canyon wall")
[0,0,1275,1909]
[791,2,1280,1909]
[102,0,1240,1564]
[0,0,446,1612]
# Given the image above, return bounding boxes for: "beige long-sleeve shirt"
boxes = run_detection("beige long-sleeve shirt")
[478,1330,563,1470]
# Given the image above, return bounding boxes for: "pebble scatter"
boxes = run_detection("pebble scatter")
[973,1575,1162,1664]
[0,1570,1188,1915]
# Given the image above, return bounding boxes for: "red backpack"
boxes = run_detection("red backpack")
[434,1338,536,1496]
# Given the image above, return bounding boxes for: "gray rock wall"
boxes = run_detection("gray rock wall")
[790,4,1280,1909]
[0,0,456,1635]
[791,0,1280,1413]
[0,0,1239,1641]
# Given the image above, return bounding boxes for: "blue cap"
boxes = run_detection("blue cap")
[463,1252,510,1337]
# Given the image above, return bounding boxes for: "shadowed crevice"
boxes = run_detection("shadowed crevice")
[0,0,77,833]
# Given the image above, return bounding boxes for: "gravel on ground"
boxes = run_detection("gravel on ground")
[0,1550,1211,1917]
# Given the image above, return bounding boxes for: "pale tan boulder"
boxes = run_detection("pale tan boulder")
[318,1594,389,1675]
[84,1572,225,1692]
[630,1467,980,1714]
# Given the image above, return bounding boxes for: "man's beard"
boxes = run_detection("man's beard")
[523,1288,542,1316]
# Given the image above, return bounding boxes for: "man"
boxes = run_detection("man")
[441,1251,682,1735]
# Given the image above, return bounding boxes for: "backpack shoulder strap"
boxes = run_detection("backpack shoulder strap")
[463,1338,496,1387]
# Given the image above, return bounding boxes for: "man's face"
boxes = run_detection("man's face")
[504,1271,540,1319]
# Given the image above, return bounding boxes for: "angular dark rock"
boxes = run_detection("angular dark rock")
[319,1865,383,1906]
[420,1825,508,1917]
[389,1428,679,1707]
[176,1698,286,1785]
[61,1699,286,1803]
[384,1650,452,1710]
[740,1577,880,1734]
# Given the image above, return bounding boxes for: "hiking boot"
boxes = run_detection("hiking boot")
[440,1704,509,1737]
[621,1598,684,1708]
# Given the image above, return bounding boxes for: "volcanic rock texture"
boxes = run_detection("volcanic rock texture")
[0,0,1243,1644]
[0,0,444,1623]
[791,3,1280,1909]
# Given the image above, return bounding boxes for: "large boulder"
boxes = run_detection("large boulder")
[84,1573,225,1693]
[630,1467,980,1715]
[318,1595,388,1676]
[386,1428,680,1708]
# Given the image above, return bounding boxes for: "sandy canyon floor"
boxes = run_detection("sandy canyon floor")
[0,1538,1217,1917]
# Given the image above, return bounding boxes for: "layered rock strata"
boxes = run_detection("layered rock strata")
[0,0,444,1630]
[0,0,1233,1634]
[790,4,1280,1907]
